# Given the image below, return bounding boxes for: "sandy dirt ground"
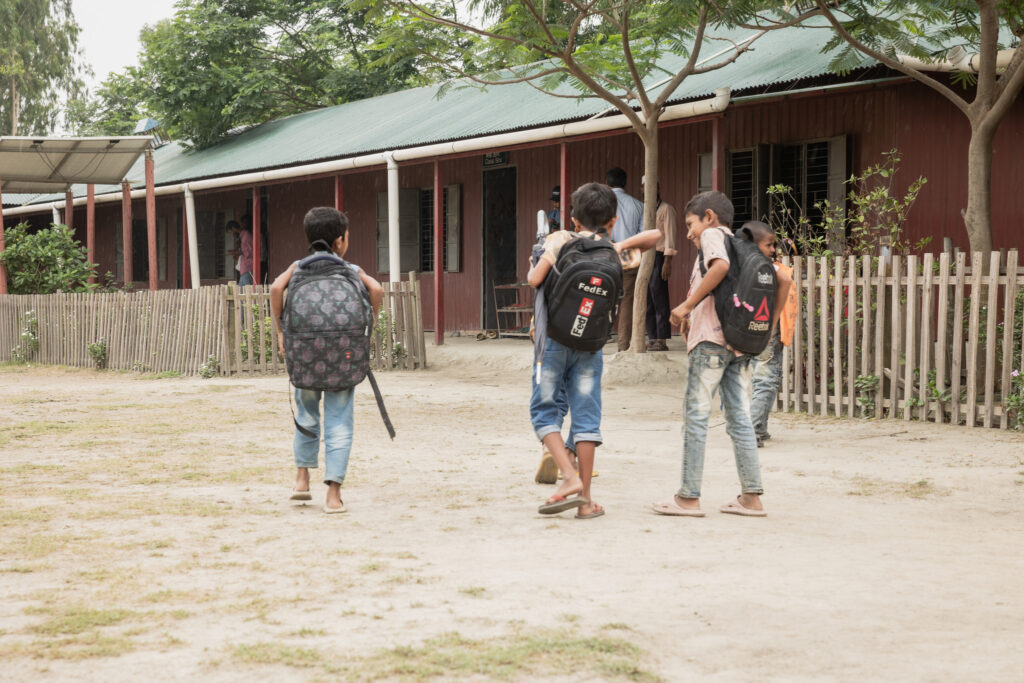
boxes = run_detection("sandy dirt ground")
[1,337,1023,681]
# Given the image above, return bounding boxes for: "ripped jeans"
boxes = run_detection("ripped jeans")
[678,342,763,499]
[530,338,603,447]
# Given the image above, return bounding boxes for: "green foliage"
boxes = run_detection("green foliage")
[85,0,422,148]
[854,374,879,418]
[65,71,151,136]
[86,338,107,370]
[240,305,274,363]
[0,223,97,294]
[198,355,221,379]
[1006,370,1024,430]
[767,150,929,257]
[0,0,87,135]
[9,310,40,364]
[373,307,406,368]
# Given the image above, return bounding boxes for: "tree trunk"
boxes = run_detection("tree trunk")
[10,77,18,135]
[629,122,660,353]
[962,120,995,255]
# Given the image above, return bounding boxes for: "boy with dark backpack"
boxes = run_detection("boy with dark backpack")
[528,183,658,519]
[270,207,384,514]
[652,191,782,519]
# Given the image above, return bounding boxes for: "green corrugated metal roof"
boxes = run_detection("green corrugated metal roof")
[7,20,949,207]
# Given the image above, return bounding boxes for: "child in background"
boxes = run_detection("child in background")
[652,191,775,518]
[270,207,383,514]
[746,223,796,446]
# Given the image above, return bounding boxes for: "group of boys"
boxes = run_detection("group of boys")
[269,184,794,518]
[530,185,794,520]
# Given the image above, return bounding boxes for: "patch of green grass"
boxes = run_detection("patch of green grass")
[4,632,137,660]
[0,507,54,527]
[232,642,322,668]
[0,565,42,573]
[290,627,326,638]
[0,420,74,440]
[459,586,487,598]
[360,562,384,573]
[31,607,134,636]
[139,371,183,380]
[348,630,660,681]
[847,476,946,499]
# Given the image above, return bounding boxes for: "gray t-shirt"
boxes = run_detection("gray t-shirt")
[610,187,643,242]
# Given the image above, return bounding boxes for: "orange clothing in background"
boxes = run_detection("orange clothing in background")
[776,261,798,347]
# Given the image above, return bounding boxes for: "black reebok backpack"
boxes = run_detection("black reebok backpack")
[543,234,624,352]
[282,252,394,438]
[698,227,777,355]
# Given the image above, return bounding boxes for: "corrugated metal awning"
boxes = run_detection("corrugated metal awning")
[0,136,153,194]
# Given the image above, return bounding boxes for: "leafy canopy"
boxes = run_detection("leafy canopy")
[0,0,87,135]
[71,0,425,147]
[0,223,97,295]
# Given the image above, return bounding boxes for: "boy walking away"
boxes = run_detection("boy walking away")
[746,222,796,447]
[528,183,658,519]
[606,167,644,352]
[270,207,384,514]
[652,191,783,519]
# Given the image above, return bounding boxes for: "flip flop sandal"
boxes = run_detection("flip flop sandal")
[290,489,312,501]
[538,494,588,515]
[535,452,558,484]
[651,500,705,517]
[323,500,347,514]
[575,504,605,520]
[719,497,766,517]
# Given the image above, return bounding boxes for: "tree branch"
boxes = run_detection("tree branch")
[398,0,560,58]
[986,45,1024,125]
[974,0,1000,110]
[619,7,654,113]
[814,0,969,116]
[652,7,709,110]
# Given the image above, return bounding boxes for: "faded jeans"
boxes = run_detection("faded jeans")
[530,338,603,447]
[293,387,354,485]
[679,342,763,498]
[749,333,784,439]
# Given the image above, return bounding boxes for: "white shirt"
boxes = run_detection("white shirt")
[610,187,644,242]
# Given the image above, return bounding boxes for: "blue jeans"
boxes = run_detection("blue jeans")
[238,271,254,286]
[679,342,763,498]
[530,338,603,447]
[750,334,784,439]
[293,387,354,485]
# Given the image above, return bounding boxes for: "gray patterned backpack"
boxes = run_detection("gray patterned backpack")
[282,252,394,438]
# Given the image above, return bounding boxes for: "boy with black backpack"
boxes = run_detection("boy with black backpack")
[528,183,658,519]
[652,191,782,519]
[270,207,384,514]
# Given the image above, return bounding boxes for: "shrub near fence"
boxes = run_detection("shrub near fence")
[0,273,426,376]
[779,251,1024,430]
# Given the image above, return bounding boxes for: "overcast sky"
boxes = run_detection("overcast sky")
[73,0,180,91]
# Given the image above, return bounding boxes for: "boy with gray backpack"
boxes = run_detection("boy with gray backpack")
[270,207,384,514]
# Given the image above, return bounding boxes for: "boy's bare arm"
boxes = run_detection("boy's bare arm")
[615,228,660,253]
[358,268,384,315]
[269,263,297,333]
[772,267,793,331]
[669,259,728,326]
[527,259,552,288]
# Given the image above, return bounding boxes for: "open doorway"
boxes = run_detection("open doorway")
[482,166,517,329]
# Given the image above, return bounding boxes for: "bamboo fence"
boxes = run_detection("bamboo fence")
[1,272,427,377]
[778,250,1024,429]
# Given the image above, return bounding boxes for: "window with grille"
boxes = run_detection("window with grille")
[376,184,461,274]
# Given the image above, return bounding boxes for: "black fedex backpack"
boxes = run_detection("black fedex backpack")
[543,234,623,352]
[698,226,777,355]
[282,252,394,439]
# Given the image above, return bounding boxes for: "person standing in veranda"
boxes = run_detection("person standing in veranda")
[642,178,678,352]
[606,167,644,352]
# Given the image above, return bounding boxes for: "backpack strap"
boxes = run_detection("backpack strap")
[298,252,348,269]
[288,371,396,441]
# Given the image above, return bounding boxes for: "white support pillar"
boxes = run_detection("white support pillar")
[51,204,60,224]
[386,152,400,283]
[184,185,200,290]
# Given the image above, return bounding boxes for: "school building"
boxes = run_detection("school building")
[2,24,1022,338]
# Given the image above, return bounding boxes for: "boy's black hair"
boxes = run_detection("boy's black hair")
[303,207,348,249]
[605,166,627,189]
[684,190,735,228]
[571,182,617,232]
[225,220,241,233]
[740,220,773,242]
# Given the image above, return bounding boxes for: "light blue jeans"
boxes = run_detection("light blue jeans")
[530,338,603,447]
[293,387,354,485]
[750,333,784,439]
[679,342,763,498]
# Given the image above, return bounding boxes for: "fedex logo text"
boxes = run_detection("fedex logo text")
[579,297,594,316]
